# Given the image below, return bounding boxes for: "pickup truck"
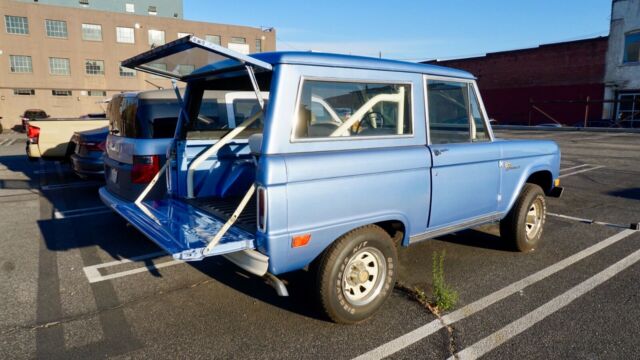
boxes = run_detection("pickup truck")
[100,36,563,324]
[26,117,107,159]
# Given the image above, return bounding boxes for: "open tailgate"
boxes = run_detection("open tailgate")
[121,35,272,81]
[99,187,255,261]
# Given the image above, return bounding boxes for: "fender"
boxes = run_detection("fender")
[501,159,555,216]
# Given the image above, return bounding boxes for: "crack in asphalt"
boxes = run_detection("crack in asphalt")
[0,278,216,337]
[395,282,459,359]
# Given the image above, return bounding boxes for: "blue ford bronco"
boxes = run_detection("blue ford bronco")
[100,36,563,324]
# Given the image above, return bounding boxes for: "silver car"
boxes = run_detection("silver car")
[104,89,266,201]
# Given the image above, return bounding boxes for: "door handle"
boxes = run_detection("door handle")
[433,148,449,156]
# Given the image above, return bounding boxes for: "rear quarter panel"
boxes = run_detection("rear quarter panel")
[267,147,430,274]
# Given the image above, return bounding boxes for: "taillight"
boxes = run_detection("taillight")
[27,125,40,144]
[82,141,106,152]
[131,155,160,184]
[257,186,267,232]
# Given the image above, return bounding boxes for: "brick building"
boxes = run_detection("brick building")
[0,0,276,130]
[425,37,608,125]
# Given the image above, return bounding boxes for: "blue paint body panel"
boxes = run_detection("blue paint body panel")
[104,45,562,277]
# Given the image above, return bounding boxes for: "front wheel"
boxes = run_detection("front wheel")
[315,225,398,324]
[500,183,547,252]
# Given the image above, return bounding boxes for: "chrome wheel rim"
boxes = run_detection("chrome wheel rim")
[525,197,544,240]
[342,247,386,306]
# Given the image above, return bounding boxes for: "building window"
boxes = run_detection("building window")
[623,32,640,63]
[116,27,135,43]
[205,35,221,45]
[85,59,105,75]
[9,55,33,73]
[88,90,107,97]
[177,32,191,39]
[49,57,70,75]
[616,93,640,127]
[125,3,135,13]
[148,6,157,15]
[148,29,165,46]
[230,37,246,44]
[13,89,35,96]
[45,19,67,38]
[82,23,102,41]
[119,63,136,77]
[52,90,72,96]
[255,38,262,52]
[5,15,29,35]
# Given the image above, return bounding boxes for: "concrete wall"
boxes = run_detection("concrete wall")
[426,37,608,125]
[0,0,276,130]
[603,0,640,118]
[13,0,184,19]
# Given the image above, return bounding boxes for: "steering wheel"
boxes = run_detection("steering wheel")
[355,111,386,133]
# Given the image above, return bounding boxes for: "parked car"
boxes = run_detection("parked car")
[100,36,563,324]
[70,127,108,178]
[104,90,267,201]
[21,109,49,131]
[25,115,108,160]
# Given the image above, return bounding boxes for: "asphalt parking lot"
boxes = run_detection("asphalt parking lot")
[1,129,639,359]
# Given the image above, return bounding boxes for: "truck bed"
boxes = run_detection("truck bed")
[186,195,257,233]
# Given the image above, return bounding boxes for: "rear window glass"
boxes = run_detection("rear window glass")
[186,91,266,140]
[109,95,192,139]
[24,110,47,119]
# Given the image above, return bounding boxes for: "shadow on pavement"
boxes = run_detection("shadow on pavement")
[609,188,640,201]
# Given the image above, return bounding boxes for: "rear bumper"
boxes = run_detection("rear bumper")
[71,153,104,176]
[26,143,40,158]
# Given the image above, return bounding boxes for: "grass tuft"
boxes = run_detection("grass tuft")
[432,250,458,312]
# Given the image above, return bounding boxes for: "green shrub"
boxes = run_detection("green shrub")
[432,250,458,311]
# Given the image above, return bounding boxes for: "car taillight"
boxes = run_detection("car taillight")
[131,155,160,184]
[257,186,267,232]
[27,125,40,144]
[82,141,106,152]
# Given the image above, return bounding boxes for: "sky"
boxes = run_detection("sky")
[184,0,612,61]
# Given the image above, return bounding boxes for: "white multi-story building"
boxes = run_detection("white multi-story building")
[604,0,640,126]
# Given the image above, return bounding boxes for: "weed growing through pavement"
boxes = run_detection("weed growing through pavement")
[432,250,458,312]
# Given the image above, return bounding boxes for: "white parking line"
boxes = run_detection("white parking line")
[41,181,102,190]
[559,165,605,178]
[559,164,591,172]
[0,139,10,146]
[453,244,640,360]
[7,139,17,146]
[353,229,636,360]
[83,251,181,283]
[54,205,111,219]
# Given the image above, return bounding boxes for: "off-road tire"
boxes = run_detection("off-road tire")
[500,183,547,252]
[315,225,398,324]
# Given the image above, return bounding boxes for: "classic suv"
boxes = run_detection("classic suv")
[100,36,562,324]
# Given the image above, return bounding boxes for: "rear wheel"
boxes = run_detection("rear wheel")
[500,183,547,252]
[315,225,397,324]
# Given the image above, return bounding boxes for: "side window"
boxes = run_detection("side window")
[427,80,490,144]
[294,80,412,139]
[469,87,490,142]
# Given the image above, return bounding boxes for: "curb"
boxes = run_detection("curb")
[493,125,640,134]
